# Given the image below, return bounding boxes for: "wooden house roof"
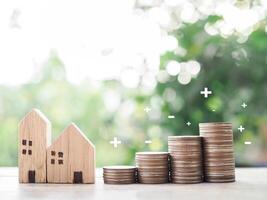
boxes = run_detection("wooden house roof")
[48,123,95,150]
[19,108,51,126]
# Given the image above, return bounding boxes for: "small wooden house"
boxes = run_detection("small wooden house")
[47,123,95,183]
[18,109,51,183]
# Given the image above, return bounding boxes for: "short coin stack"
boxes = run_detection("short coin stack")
[199,122,235,183]
[135,152,169,184]
[168,136,204,184]
[103,166,137,184]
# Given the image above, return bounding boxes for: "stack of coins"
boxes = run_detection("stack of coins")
[135,152,169,184]
[199,122,235,183]
[103,166,137,184]
[168,136,204,184]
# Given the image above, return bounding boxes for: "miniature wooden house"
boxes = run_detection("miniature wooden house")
[47,123,95,184]
[18,109,51,183]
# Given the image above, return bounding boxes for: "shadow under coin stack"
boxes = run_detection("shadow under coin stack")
[199,122,235,182]
[103,166,137,184]
[135,152,169,184]
[168,136,204,184]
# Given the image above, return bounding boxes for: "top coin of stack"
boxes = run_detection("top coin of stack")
[103,166,137,184]
[168,136,203,184]
[135,152,169,184]
[199,122,235,183]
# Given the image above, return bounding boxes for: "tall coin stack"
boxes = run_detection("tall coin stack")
[103,166,137,184]
[199,122,235,183]
[135,152,169,184]
[168,136,204,184]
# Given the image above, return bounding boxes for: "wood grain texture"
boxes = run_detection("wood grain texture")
[47,123,95,184]
[18,109,51,183]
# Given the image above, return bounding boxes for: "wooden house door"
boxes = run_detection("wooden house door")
[28,170,35,183]
[73,171,83,183]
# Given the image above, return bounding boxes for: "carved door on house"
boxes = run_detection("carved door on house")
[73,171,83,183]
[28,170,35,183]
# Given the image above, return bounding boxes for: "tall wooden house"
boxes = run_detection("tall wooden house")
[47,123,95,183]
[18,109,51,183]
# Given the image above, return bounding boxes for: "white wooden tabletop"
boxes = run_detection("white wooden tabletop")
[0,167,266,200]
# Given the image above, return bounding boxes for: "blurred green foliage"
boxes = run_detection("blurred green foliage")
[159,19,267,166]
[1,15,267,167]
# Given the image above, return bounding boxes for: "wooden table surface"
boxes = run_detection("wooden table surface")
[0,167,266,200]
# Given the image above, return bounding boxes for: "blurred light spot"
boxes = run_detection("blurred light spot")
[160,35,178,53]
[148,109,161,121]
[215,3,259,36]
[141,72,157,90]
[186,60,201,75]
[198,1,215,16]
[204,44,217,59]
[166,60,181,76]
[179,62,187,72]
[180,3,199,23]
[218,20,234,37]
[104,90,121,112]
[244,141,252,145]
[163,88,176,102]
[149,7,171,27]
[231,48,248,61]
[169,97,183,112]
[119,100,135,117]
[148,125,162,138]
[174,46,187,57]
[120,68,140,88]
[156,70,169,83]
[150,95,164,108]
[145,140,152,144]
[149,96,163,121]
[177,71,191,85]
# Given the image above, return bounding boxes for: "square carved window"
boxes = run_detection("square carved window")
[51,151,56,156]
[51,159,55,164]
[22,149,26,154]
[28,150,32,155]
[58,159,63,165]
[22,140,26,145]
[29,141,32,146]
[58,152,63,158]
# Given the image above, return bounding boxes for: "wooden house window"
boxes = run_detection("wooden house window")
[58,152,63,157]
[22,140,27,145]
[58,160,63,165]
[51,151,55,156]
[21,140,33,155]
[51,159,55,164]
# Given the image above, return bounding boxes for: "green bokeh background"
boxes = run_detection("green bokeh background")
[1,8,267,167]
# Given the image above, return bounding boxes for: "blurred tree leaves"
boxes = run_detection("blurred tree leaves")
[0,14,267,167]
